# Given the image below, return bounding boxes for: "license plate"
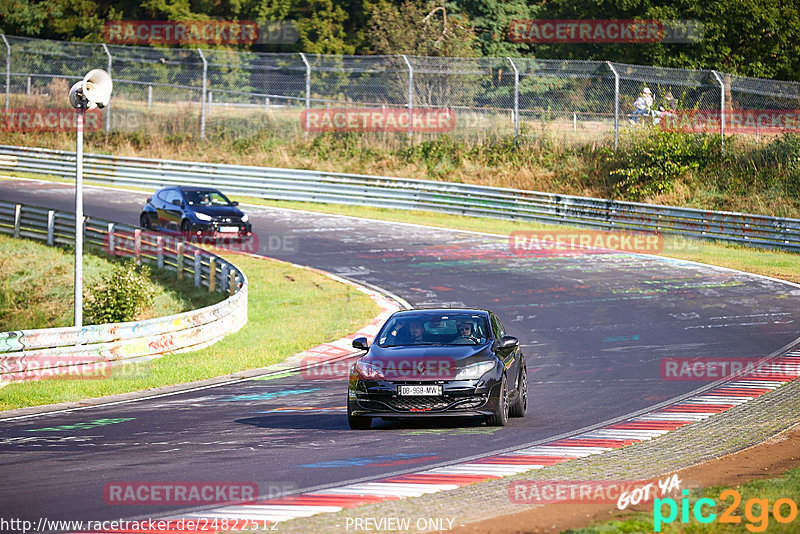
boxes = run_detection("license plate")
[398,385,442,396]
[219,226,239,233]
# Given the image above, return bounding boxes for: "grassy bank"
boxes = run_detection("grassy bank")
[0,234,222,331]
[4,124,800,218]
[0,251,379,410]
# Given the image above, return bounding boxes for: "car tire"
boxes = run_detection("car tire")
[487,374,509,426]
[181,220,192,241]
[509,364,527,418]
[347,400,372,430]
[140,213,151,230]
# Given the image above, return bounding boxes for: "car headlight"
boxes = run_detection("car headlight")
[240,214,249,223]
[195,212,212,221]
[455,361,496,380]
[355,360,385,380]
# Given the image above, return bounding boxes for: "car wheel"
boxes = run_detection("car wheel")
[487,374,509,426]
[181,220,192,241]
[509,364,527,418]
[139,213,151,230]
[347,399,372,430]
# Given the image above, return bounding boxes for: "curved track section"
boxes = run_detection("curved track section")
[1,177,800,529]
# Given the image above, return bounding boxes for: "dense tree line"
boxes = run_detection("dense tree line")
[2,0,799,81]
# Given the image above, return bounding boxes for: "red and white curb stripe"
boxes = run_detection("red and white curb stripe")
[168,350,800,527]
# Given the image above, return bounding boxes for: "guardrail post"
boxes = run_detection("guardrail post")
[102,43,112,133]
[606,61,620,151]
[401,55,413,137]
[208,258,217,292]
[134,228,141,266]
[193,249,202,287]
[197,48,207,140]
[220,263,229,293]
[1,35,9,112]
[229,269,236,296]
[507,57,519,142]
[13,204,21,238]
[47,210,56,245]
[711,70,726,156]
[156,235,164,269]
[299,53,311,135]
[106,222,114,254]
[176,241,184,280]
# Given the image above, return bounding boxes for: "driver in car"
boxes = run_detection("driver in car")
[453,321,477,344]
[408,321,425,343]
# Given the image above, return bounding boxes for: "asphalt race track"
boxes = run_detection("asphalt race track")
[2,177,800,528]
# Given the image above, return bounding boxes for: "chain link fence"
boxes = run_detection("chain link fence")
[3,34,800,148]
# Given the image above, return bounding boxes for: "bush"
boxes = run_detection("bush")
[84,261,155,325]
[608,128,720,199]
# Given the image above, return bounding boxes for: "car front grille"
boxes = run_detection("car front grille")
[357,395,487,413]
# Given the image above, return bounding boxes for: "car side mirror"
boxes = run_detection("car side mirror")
[352,337,369,350]
[171,199,183,207]
[146,196,151,203]
[231,201,239,206]
[498,336,519,350]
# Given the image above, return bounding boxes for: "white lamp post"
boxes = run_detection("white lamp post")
[68,69,113,328]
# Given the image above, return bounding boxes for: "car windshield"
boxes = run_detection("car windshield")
[184,190,232,207]
[377,314,491,347]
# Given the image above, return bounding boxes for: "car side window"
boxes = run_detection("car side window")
[156,189,171,203]
[490,313,505,339]
[166,190,182,205]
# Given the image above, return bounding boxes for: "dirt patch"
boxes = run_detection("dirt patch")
[452,421,800,534]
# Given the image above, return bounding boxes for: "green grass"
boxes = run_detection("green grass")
[565,466,800,533]
[0,251,379,410]
[0,234,221,331]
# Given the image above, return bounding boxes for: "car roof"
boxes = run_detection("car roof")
[392,308,490,317]
[155,186,221,193]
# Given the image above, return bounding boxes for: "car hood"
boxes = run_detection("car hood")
[364,343,494,366]
[193,206,244,218]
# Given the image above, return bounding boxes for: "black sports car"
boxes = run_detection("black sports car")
[347,308,527,429]
[140,186,252,239]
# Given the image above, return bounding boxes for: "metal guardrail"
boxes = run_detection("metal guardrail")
[1,144,799,251]
[0,199,248,382]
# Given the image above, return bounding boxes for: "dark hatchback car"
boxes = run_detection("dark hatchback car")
[347,309,527,429]
[140,186,252,239]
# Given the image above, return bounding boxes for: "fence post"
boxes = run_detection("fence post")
[220,263,229,292]
[193,249,202,287]
[606,61,620,151]
[197,48,207,140]
[26,76,30,95]
[13,204,21,238]
[299,52,311,134]
[156,235,164,269]
[229,270,236,296]
[507,57,519,141]
[102,43,112,133]
[2,34,9,112]
[134,228,141,266]
[208,91,213,110]
[48,211,56,245]
[147,85,152,109]
[176,241,184,280]
[106,222,114,254]
[208,258,217,292]
[711,70,726,156]
[401,55,413,137]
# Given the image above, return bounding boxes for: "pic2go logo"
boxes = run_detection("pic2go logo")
[654,489,799,532]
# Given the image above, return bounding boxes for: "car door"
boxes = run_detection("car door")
[491,312,519,388]
[154,188,172,229]
[162,189,184,231]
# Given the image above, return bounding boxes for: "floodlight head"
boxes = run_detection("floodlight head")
[69,69,113,110]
